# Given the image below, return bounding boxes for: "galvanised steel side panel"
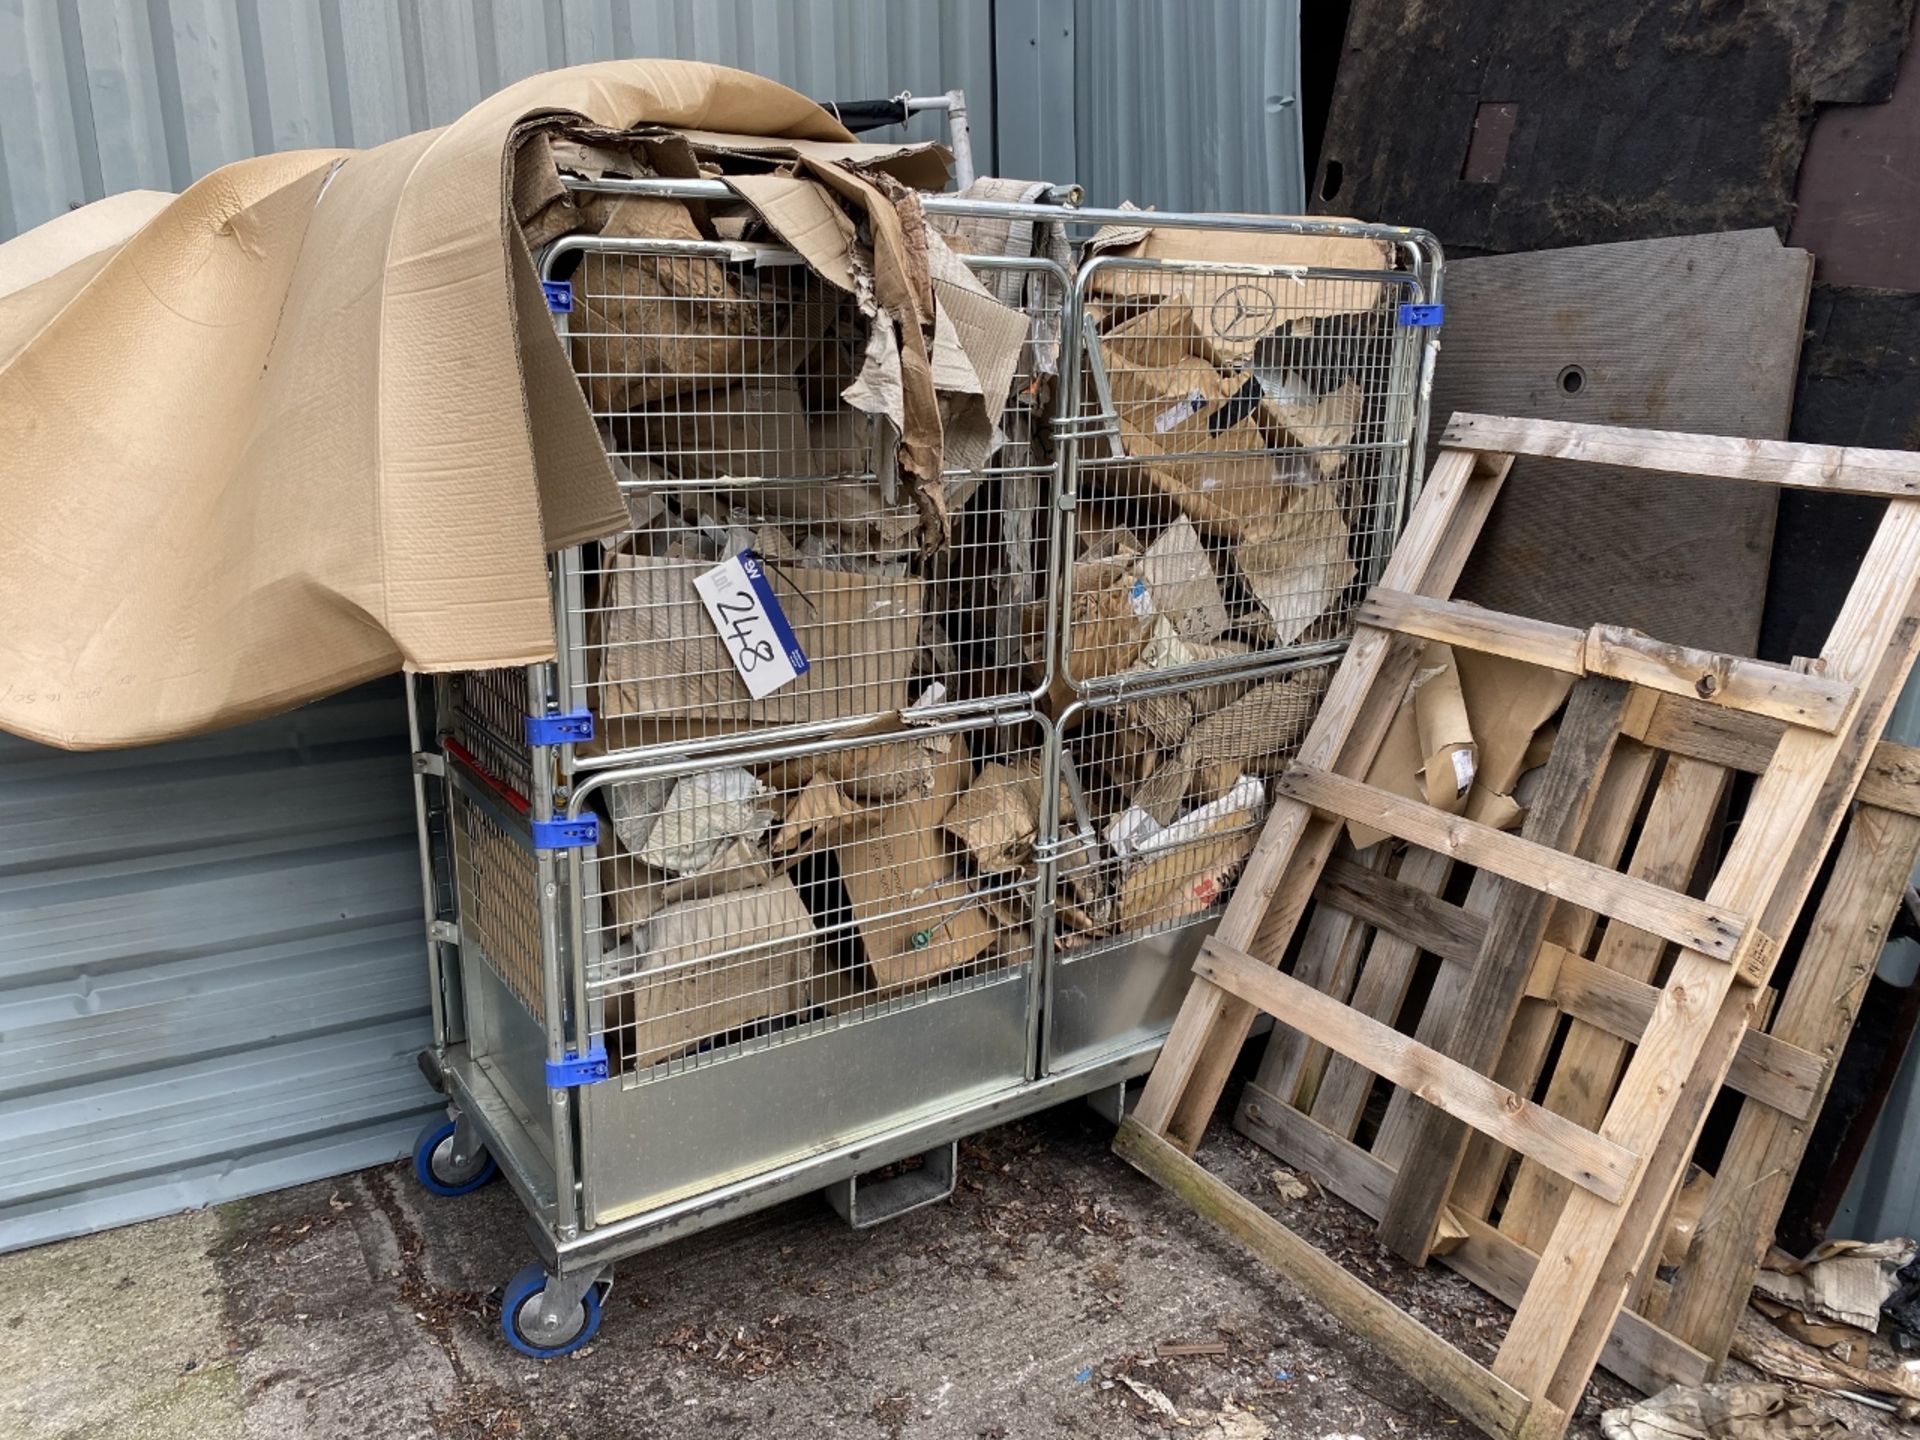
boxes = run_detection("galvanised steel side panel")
[0,683,440,1253]
[0,0,997,241]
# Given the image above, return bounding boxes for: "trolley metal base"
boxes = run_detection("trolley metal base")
[433,1037,1163,1278]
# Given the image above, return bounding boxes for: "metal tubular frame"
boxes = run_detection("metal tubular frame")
[407,180,1443,1323]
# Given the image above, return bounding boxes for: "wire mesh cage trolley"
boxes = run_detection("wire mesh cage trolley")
[405,181,1441,1356]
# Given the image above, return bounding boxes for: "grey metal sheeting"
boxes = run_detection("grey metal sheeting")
[0,683,440,1251]
[0,0,996,241]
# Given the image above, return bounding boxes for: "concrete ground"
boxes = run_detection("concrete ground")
[0,1099,1900,1440]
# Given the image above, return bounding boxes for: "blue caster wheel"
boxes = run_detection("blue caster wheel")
[500,1263,605,1359]
[412,1118,497,1197]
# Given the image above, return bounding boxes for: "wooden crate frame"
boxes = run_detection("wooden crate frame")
[1114,413,1920,1440]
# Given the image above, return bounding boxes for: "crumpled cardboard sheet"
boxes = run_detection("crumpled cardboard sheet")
[1348,644,1573,849]
[1601,1384,1842,1440]
[603,872,815,1071]
[0,60,873,750]
[1755,1238,1919,1334]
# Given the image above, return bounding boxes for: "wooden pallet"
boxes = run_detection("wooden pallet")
[1114,414,1920,1440]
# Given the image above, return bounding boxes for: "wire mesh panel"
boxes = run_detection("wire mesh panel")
[548,237,1064,762]
[1051,656,1340,961]
[447,667,536,798]
[449,779,547,1022]
[1062,256,1423,692]
[576,718,1046,1085]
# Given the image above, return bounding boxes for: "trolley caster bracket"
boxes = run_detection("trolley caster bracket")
[826,1141,958,1229]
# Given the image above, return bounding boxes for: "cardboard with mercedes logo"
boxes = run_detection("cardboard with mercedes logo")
[1083,217,1394,362]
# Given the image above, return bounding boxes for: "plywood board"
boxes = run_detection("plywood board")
[1433,229,1811,656]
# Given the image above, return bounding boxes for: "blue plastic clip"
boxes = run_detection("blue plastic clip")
[1397,302,1444,327]
[531,814,599,850]
[545,1042,609,1089]
[542,280,574,314]
[524,709,594,746]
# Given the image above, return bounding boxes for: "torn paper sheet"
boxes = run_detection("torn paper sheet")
[1348,641,1572,849]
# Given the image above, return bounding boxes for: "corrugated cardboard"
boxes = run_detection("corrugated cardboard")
[837,739,998,991]
[0,61,867,749]
[594,552,923,728]
[1413,644,1476,809]
[1347,645,1573,849]
[1084,218,1394,361]
[609,873,814,1070]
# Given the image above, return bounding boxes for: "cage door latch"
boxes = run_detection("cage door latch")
[531,814,598,850]
[524,709,594,746]
[1397,302,1444,327]
[545,1042,609,1089]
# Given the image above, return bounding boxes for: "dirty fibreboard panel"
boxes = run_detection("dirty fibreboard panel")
[1434,229,1812,655]
[1311,0,1916,255]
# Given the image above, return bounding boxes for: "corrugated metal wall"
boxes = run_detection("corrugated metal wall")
[1073,0,1304,213]
[0,0,996,240]
[0,682,439,1251]
[992,0,1307,213]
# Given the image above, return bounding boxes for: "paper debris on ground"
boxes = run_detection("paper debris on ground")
[1600,1384,1842,1440]
[1734,1306,1920,1410]
[1118,1375,1180,1421]
[1755,1238,1918,1334]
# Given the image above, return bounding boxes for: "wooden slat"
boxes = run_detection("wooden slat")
[1305,847,1460,1140]
[1357,590,1586,673]
[1361,590,1853,733]
[1314,852,1486,966]
[1276,766,1746,963]
[1638,693,1780,773]
[1377,678,1634,1262]
[1643,699,1920,821]
[1551,953,1822,1121]
[1447,739,1663,1224]
[1114,1117,1540,1440]
[1136,447,1514,1153]
[1197,940,1638,1201]
[1586,625,1853,734]
[1855,740,1920,816]
[1234,1086,1714,1397]
[1659,804,1920,1365]
[1496,754,1729,1253]
[1442,412,1920,497]
[1494,498,1920,1410]
[1253,842,1387,1111]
